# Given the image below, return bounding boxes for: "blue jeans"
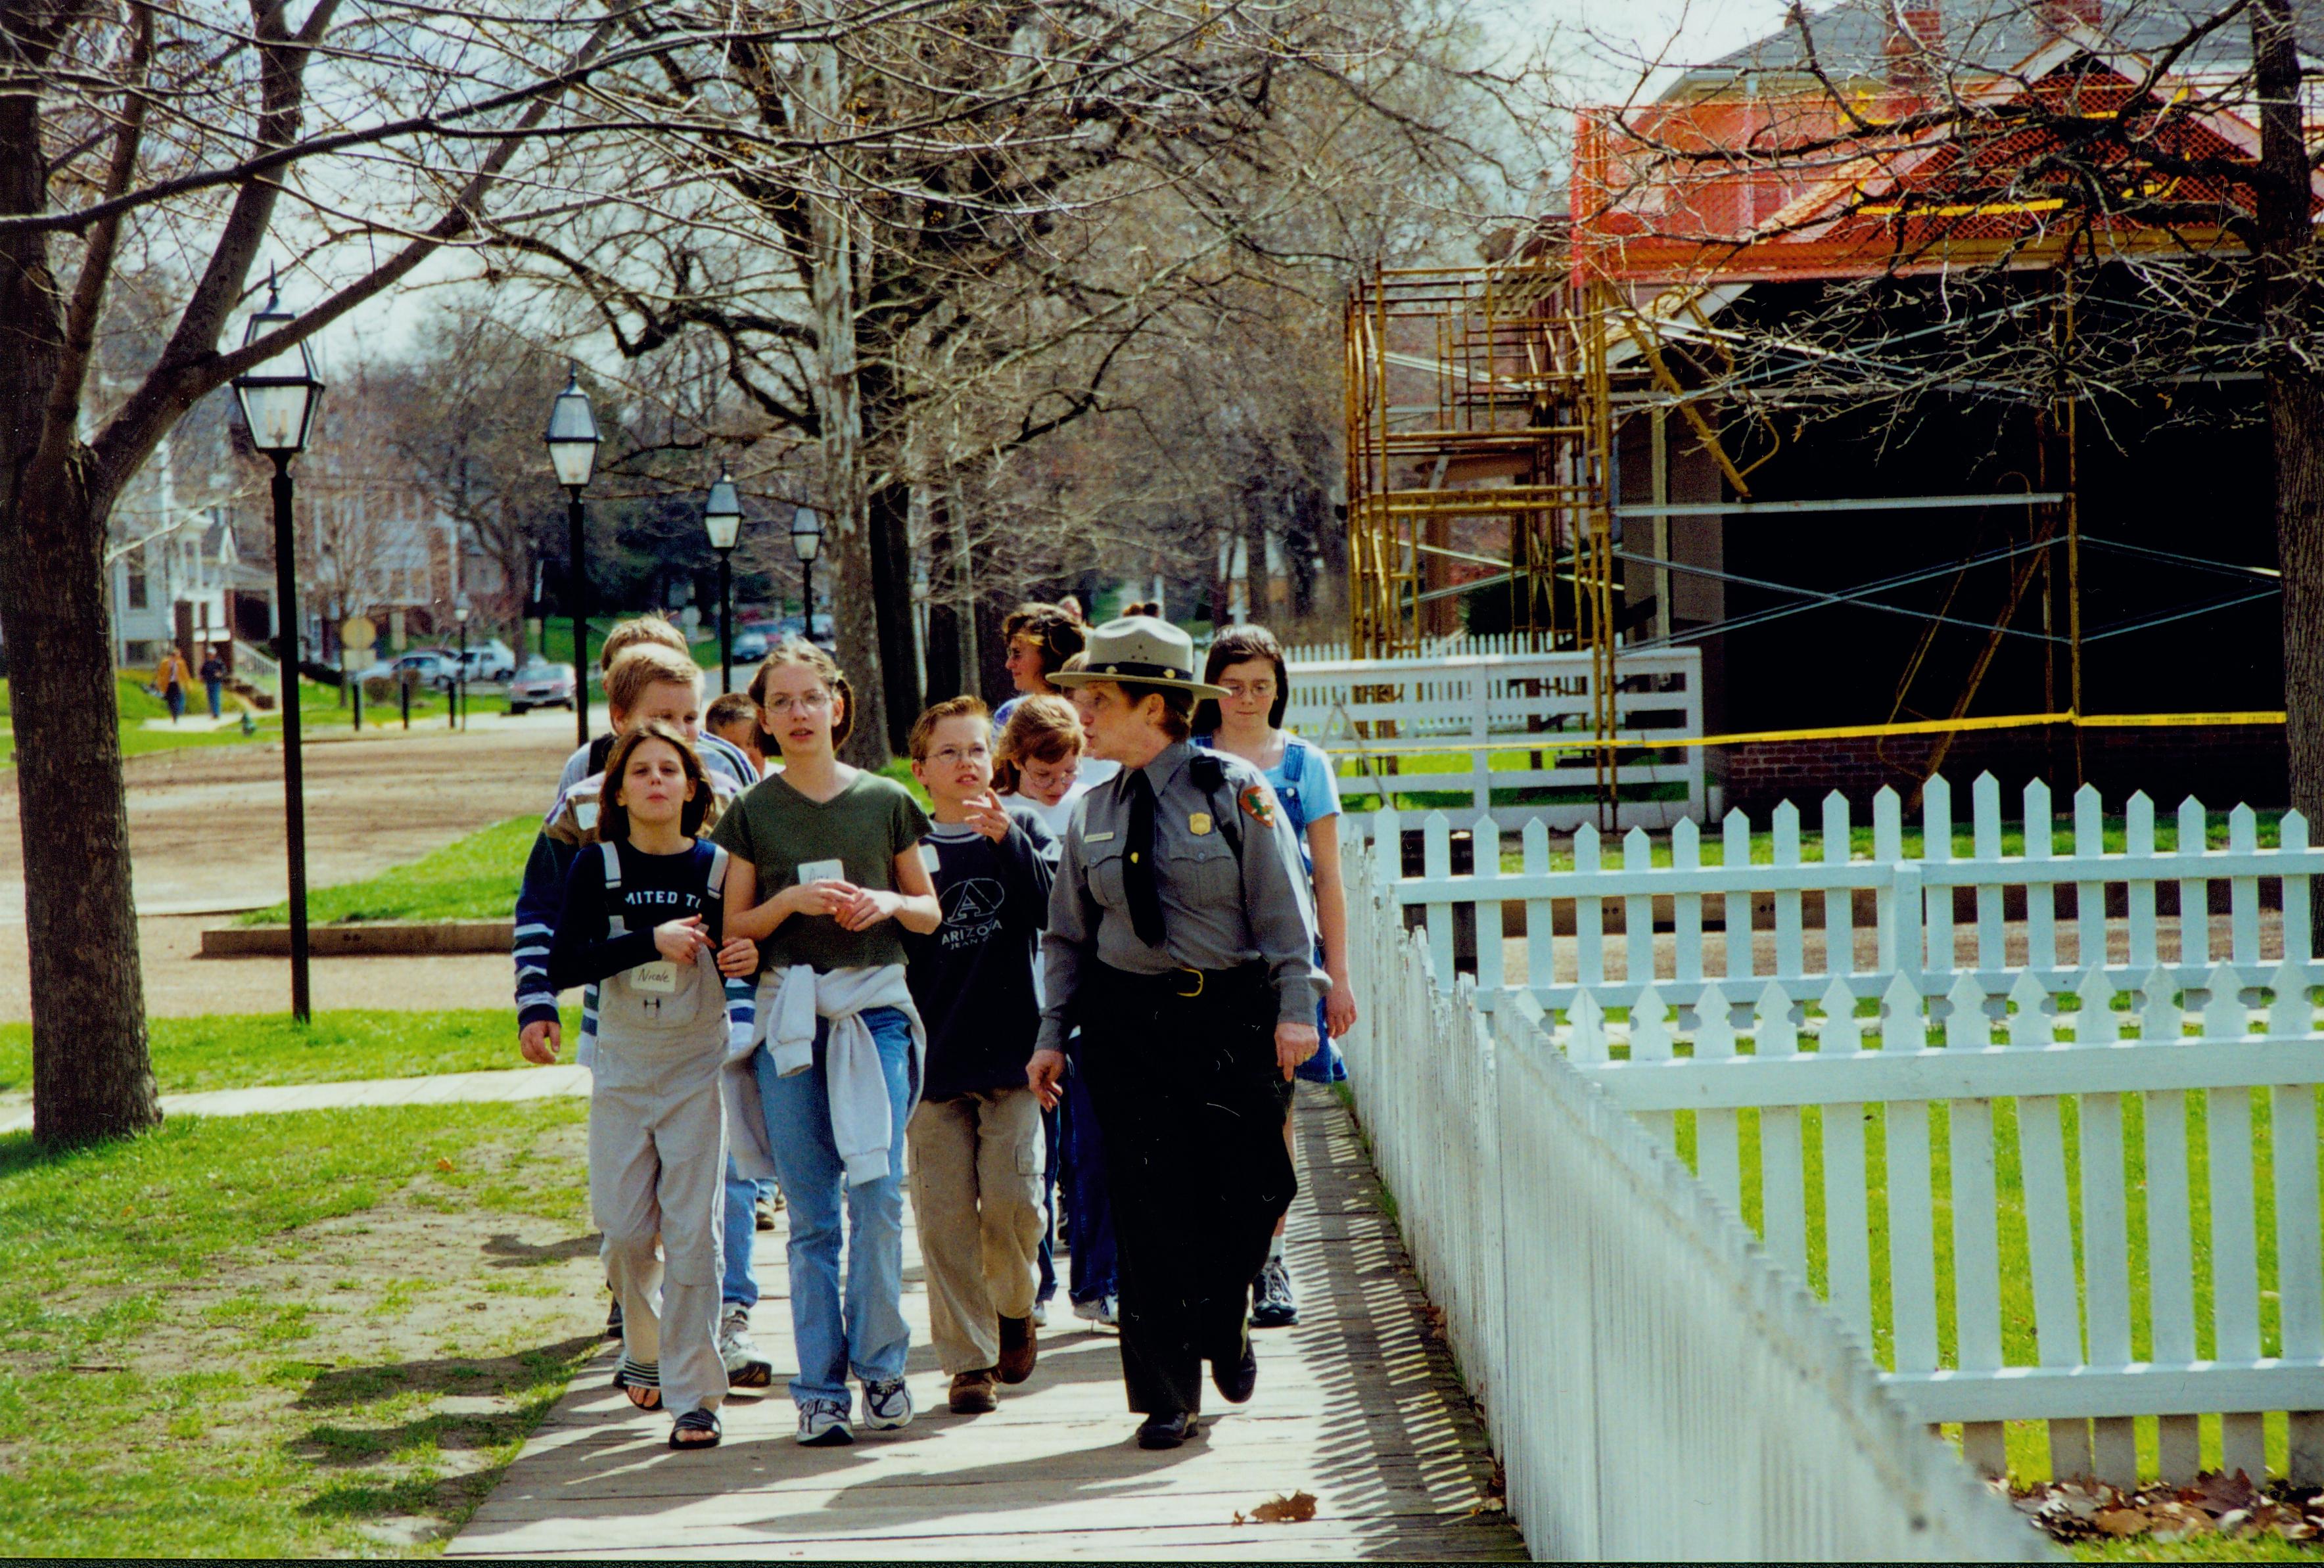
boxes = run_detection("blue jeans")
[721,1159,760,1310]
[1061,1045,1118,1304]
[755,1006,916,1404]
[1035,1101,1059,1303]
[204,678,223,719]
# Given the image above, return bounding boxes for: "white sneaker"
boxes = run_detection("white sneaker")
[720,1306,774,1388]
[796,1396,853,1446]
[1071,1295,1119,1327]
[1031,1299,1050,1328]
[861,1376,913,1431]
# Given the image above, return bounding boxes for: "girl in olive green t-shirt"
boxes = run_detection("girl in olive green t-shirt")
[713,641,940,1444]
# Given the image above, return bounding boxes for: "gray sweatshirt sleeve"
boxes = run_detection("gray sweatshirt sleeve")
[1036,819,1099,1054]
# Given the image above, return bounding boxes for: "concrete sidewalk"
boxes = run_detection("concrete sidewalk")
[447,1086,1525,1561]
[0,1064,590,1136]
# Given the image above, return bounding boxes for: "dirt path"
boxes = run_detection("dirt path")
[0,708,590,1020]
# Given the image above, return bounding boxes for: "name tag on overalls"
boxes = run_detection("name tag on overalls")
[630,959,680,994]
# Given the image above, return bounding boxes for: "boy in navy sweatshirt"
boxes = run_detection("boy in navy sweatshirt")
[902,697,1059,1414]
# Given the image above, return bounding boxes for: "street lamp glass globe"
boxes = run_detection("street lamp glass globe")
[455,593,472,625]
[703,468,743,552]
[231,275,325,456]
[542,366,601,491]
[791,505,824,563]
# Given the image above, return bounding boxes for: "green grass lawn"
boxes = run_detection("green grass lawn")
[0,1009,575,1095]
[0,1097,600,1554]
[241,818,540,926]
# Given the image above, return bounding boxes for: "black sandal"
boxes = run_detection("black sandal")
[670,1409,722,1450]
[613,1364,662,1412]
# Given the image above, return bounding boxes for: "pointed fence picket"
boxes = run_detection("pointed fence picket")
[1361,777,2324,1015]
[1550,959,2324,1488]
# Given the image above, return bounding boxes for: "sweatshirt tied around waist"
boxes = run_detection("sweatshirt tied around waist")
[724,963,925,1187]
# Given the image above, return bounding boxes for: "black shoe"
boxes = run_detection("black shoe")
[1212,1340,1257,1404]
[1136,1410,1199,1450]
[605,1297,624,1339]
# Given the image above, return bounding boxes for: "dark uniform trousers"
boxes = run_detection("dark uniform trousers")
[1079,959,1297,1416]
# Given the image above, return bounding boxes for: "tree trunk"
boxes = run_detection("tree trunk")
[0,87,158,1146]
[2256,0,2324,823]
[0,481,158,1145]
[922,487,964,701]
[867,478,919,754]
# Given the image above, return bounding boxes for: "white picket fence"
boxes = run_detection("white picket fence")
[1339,852,2048,1559]
[1278,631,1568,663]
[1562,967,2324,1488]
[1369,774,2321,1015]
[1280,646,1706,832]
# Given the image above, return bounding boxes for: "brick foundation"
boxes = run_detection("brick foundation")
[1721,724,2289,816]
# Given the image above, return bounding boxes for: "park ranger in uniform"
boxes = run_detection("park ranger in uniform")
[1027,616,1323,1451]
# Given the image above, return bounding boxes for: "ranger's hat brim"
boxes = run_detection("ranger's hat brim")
[1049,615,1230,701]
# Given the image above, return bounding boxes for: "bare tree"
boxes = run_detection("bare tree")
[490,0,1523,757]
[0,0,895,1145]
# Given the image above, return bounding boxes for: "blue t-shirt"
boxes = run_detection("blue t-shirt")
[1196,733,1337,867]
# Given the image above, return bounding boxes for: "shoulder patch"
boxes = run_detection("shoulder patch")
[1238,783,1277,828]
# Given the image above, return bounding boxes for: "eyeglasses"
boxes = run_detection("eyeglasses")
[927,744,990,766]
[763,691,833,716]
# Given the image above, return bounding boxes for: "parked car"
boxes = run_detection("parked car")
[730,628,769,662]
[770,614,834,647]
[505,660,576,714]
[388,649,459,690]
[457,639,516,683]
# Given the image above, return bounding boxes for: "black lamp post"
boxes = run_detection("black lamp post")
[453,593,471,731]
[703,467,742,693]
[791,504,824,644]
[544,366,601,747]
[232,273,325,1025]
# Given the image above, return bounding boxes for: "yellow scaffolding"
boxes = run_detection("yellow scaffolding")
[1343,262,1632,806]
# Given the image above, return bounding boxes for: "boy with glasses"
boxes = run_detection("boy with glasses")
[902,696,1059,1414]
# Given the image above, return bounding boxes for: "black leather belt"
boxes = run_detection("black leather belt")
[1097,960,1267,1003]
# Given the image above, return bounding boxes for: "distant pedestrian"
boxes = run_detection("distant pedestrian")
[156,647,193,723]
[994,603,1086,729]
[1194,624,1357,1330]
[545,720,761,1451]
[199,645,227,720]
[903,696,1058,1414]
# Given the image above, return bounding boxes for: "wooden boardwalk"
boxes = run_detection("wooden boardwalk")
[449,1085,1527,1560]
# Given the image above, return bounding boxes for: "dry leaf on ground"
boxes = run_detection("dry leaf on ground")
[1247,1492,1318,1524]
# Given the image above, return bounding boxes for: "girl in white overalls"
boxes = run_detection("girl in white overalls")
[547,722,760,1450]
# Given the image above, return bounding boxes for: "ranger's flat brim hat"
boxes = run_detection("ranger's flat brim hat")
[1050,615,1230,700]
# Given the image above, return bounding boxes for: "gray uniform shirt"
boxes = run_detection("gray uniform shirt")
[1038,739,1322,1053]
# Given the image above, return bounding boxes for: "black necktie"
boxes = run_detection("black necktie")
[1125,769,1166,947]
